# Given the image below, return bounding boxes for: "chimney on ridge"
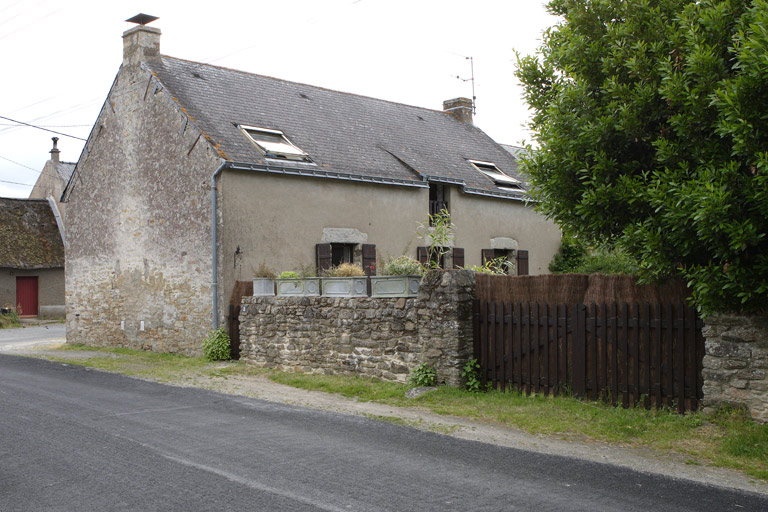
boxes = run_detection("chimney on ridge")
[49,137,60,164]
[122,14,161,68]
[443,97,474,124]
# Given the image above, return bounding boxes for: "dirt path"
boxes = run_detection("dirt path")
[11,344,768,496]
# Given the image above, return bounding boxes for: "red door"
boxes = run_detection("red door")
[16,276,38,317]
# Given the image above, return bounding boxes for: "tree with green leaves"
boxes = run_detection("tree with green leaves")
[516,0,768,314]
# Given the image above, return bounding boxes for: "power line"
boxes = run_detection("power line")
[0,123,91,128]
[0,154,39,172]
[0,115,87,141]
[0,178,33,187]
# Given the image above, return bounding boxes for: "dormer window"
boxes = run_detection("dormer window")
[470,160,522,190]
[240,125,311,162]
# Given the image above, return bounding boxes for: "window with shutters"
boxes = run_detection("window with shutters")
[317,243,376,275]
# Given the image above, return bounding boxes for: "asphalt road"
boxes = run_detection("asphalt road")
[1,355,766,511]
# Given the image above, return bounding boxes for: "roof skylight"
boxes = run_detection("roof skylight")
[470,160,522,190]
[240,126,311,162]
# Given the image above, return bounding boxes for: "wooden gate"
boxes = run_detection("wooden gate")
[473,300,704,412]
[15,276,38,317]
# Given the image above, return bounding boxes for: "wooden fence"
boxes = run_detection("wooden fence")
[472,301,704,412]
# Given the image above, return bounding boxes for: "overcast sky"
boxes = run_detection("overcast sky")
[0,0,559,198]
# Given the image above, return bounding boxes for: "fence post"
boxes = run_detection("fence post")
[573,303,587,397]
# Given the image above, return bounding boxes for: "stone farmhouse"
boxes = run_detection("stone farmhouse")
[62,19,561,354]
[0,197,65,318]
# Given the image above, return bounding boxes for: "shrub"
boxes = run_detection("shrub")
[461,358,482,392]
[202,327,231,361]
[409,363,436,387]
[253,262,276,279]
[278,271,300,279]
[323,263,366,277]
[382,255,423,276]
[0,310,20,329]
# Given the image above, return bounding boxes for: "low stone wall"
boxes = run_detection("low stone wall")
[239,270,476,386]
[702,314,768,423]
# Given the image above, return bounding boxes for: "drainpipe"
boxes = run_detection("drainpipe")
[211,159,230,330]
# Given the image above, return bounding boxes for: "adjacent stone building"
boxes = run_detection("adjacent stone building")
[62,19,561,355]
[28,137,75,226]
[0,197,65,318]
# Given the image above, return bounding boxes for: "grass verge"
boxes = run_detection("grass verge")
[33,344,768,481]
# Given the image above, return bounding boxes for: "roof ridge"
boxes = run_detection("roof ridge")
[156,54,452,118]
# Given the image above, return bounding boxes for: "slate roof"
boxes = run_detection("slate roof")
[0,198,64,269]
[55,161,76,182]
[144,57,527,198]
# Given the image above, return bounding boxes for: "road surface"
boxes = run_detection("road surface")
[1,355,766,511]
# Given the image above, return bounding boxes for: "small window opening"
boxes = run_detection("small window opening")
[240,125,311,162]
[470,160,522,190]
[429,183,448,225]
[482,248,516,274]
[331,243,354,267]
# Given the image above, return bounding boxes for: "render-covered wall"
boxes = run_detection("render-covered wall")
[220,170,425,301]
[220,172,561,314]
[65,61,220,354]
[450,192,561,274]
[0,267,65,318]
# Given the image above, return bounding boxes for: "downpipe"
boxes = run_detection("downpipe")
[211,159,229,330]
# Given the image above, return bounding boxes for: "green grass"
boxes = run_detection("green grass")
[28,344,768,480]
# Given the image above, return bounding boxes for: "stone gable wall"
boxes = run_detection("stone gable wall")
[239,270,476,386]
[702,314,768,423]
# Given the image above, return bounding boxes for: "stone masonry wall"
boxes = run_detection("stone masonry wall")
[703,314,768,423]
[239,270,476,386]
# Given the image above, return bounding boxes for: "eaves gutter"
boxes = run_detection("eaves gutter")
[227,162,428,188]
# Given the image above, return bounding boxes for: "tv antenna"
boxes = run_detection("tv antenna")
[456,56,476,114]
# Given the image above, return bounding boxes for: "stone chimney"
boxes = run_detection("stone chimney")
[49,137,60,164]
[443,97,474,124]
[122,16,161,68]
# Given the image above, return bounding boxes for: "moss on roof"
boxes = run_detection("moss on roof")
[0,198,64,269]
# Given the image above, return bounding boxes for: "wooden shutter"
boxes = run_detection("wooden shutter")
[316,243,332,272]
[516,250,529,276]
[481,249,494,265]
[417,246,429,265]
[362,244,376,276]
[452,247,465,269]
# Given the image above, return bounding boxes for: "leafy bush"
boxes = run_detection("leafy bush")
[202,327,231,361]
[465,257,514,275]
[278,271,300,279]
[549,235,639,275]
[323,263,366,277]
[461,358,482,392]
[409,363,436,387]
[382,255,423,276]
[416,208,456,269]
[517,0,768,313]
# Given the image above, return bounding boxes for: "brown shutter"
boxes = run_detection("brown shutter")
[362,244,376,276]
[316,243,332,272]
[481,249,494,265]
[417,246,429,265]
[452,247,465,269]
[516,250,529,276]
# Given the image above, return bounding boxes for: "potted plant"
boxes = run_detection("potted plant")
[252,262,277,296]
[321,263,368,297]
[370,255,423,297]
[275,267,321,296]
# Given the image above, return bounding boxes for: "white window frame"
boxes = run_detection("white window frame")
[239,125,310,162]
[469,160,522,189]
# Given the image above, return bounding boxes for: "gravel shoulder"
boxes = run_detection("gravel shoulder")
[10,343,768,496]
